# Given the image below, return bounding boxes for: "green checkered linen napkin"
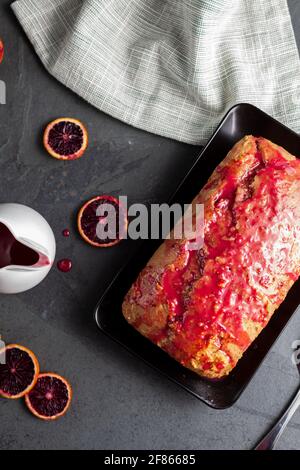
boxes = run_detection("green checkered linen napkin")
[12,0,300,145]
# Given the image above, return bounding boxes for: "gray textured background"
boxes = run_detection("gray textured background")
[0,0,300,450]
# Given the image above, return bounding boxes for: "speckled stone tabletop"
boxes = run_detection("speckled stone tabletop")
[1,0,300,451]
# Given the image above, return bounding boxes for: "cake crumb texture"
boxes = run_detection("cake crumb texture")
[123,136,300,378]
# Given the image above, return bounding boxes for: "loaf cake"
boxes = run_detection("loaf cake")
[122,136,300,379]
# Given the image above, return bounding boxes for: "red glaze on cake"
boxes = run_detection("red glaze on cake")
[122,136,300,379]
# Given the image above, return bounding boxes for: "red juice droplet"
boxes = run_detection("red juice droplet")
[57,259,72,272]
[62,229,70,237]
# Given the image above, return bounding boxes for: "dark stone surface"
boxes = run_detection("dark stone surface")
[0,0,300,450]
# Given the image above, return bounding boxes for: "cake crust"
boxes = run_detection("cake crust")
[122,136,300,379]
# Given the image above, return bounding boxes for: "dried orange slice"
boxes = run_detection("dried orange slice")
[0,39,4,64]
[25,373,72,421]
[77,195,128,247]
[0,344,39,399]
[43,118,88,160]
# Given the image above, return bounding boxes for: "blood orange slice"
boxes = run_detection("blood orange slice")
[77,195,128,247]
[0,39,4,64]
[0,344,39,399]
[43,118,88,160]
[25,373,72,420]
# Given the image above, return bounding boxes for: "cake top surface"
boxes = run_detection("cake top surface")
[125,136,300,374]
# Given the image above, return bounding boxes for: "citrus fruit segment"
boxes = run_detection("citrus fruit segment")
[77,195,128,247]
[0,344,40,399]
[43,118,88,160]
[25,373,72,420]
[0,39,4,64]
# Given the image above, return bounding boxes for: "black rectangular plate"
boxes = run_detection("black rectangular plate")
[95,103,300,409]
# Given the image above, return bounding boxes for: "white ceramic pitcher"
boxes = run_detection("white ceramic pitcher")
[0,203,56,294]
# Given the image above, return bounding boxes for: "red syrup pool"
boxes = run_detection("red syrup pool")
[0,222,50,269]
[57,259,72,272]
